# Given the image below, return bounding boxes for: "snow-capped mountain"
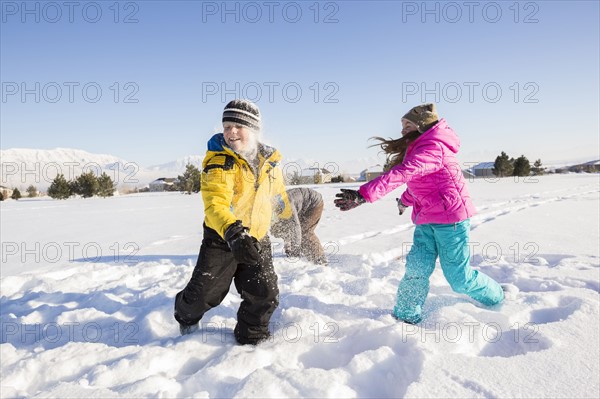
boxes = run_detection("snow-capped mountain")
[0,148,126,166]
[147,155,204,173]
[0,148,141,190]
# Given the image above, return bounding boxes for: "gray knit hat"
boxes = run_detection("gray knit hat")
[222,99,261,131]
[402,103,439,133]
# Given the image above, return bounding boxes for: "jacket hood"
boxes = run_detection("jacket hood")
[207,133,229,152]
[412,119,460,154]
[206,133,281,163]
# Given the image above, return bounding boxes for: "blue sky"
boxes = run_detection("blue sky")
[1,0,599,169]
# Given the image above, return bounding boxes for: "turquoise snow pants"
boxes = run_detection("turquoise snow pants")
[393,219,504,324]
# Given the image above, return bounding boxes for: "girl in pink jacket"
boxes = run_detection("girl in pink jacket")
[335,104,504,324]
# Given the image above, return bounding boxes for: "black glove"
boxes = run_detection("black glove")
[224,221,261,265]
[334,189,366,211]
[396,198,408,215]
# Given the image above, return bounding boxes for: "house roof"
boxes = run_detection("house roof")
[472,162,495,170]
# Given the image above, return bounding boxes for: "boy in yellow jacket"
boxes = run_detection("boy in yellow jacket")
[174,99,292,345]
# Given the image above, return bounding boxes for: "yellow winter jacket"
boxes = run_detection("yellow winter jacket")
[201,133,292,240]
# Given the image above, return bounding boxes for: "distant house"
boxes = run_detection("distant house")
[358,165,384,182]
[149,178,178,192]
[467,162,496,178]
[462,169,476,179]
[298,168,333,184]
[0,185,14,199]
[366,171,384,182]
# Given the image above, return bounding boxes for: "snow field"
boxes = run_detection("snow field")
[1,174,599,398]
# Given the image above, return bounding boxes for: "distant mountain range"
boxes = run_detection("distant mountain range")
[0,148,382,190]
[147,155,204,173]
[3,148,595,191]
[1,148,143,190]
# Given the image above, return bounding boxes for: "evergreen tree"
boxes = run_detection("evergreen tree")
[48,174,72,199]
[68,179,80,196]
[97,172,115,197]
[11,188,22,200]
[0,191,4,201]
[75,171,99,198]
[532,159,545,175]
[26,185,38,198]
[493,151,514,177]
[513,155,531,177]
[177,164,201,194]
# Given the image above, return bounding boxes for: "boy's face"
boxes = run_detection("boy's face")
[223,122,253,153]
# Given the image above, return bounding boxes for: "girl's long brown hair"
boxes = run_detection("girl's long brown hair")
[370,131,421,171]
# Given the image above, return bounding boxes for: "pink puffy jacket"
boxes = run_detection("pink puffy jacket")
[358,119,476,225]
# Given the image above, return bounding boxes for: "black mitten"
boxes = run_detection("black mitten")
[334,189,366,211]
[224,221,261,265]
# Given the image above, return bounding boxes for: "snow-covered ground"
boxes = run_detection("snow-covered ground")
[1,174,599,398]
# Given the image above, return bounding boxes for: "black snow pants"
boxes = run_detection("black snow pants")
[174,225,279,345]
